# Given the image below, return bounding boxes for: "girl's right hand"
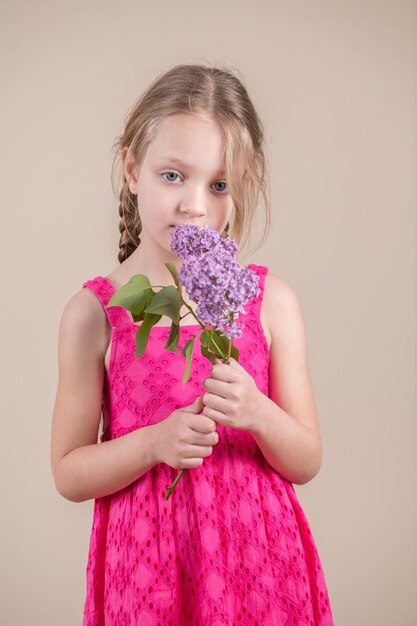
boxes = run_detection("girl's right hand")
[154,396,219,469]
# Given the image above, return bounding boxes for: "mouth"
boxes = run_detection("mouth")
[170,224,209,228]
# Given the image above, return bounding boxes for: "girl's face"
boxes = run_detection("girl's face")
[123,114,234,255]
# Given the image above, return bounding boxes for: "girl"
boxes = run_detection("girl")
[51,63,334,625]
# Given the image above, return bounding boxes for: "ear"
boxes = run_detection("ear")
[121,147,139,194]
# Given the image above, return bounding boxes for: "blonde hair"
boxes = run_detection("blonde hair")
[111,63,272,263]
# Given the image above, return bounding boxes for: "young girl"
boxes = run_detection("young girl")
[51,63,334,626]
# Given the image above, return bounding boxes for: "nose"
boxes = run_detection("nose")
[179,186,209,221]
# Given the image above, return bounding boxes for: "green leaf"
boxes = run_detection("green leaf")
[181,335,197,385]
[144,285,183,324]
[229,342,240,362]
[200,328,239,363]
[106,274,154,321]
[164,262,181,290]
[134,312,162,358]
[164,323,180,354]
[131,291,156,323]
[199,329,210,348]
[200,343,216,364]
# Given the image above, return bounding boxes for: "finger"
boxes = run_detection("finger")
[203,377,230,399]
[215,356,241,367]
[203,405,226,424]
[203,391,229,415]
[210,362,238,382]
[227,357,246,372]
[189,414,217,434]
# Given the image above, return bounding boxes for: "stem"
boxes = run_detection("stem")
[164,469,185,500]
[224,311,234,364]
[226,338,232,363]
[179,303,205,329]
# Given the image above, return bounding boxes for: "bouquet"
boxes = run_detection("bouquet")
[107,224,260,498]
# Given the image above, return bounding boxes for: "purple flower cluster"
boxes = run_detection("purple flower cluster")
[170,224,260,339]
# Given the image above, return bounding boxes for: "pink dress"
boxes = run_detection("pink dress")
[81,263,334,626]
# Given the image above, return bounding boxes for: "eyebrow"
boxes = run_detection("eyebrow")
[157,156,226,176]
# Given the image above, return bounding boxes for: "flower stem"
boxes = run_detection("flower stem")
[164,469,185,500]
[180,301,205,329]
[226,338,232,364]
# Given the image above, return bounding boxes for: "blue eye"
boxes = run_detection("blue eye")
[213,181,228,193]
[161,172,180,183]
[160,172,228,193]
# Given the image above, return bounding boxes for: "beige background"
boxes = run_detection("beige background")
[1,1,416,624]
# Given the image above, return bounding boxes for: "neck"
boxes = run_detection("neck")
[124,246,181,282]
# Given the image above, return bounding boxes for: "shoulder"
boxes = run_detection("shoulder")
[62,287,104,328]
[262,271,307,349]
[58,287,110,359]
[263,271,298,307]
[263,271,302,320]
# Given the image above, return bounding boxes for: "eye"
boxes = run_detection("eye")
[161,171,181,183]
[213,181,228,193]
[160,171,228,194]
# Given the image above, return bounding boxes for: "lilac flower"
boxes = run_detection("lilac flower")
[170,225,260,339]
[170,224,220,259]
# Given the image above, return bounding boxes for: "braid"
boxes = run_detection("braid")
[117,181,142,263]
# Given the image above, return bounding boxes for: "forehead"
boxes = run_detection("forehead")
[148,114,226,175]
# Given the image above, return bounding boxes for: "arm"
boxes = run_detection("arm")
[249,274,323,485]
[56,426,159,503]
[249,393,322,485]
[50,289,159,503]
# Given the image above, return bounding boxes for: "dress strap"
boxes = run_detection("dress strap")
[82,276,131,329]
[247,263,269,320]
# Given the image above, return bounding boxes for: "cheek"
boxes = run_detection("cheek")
[219,201,234,224]
[141,198,171,229]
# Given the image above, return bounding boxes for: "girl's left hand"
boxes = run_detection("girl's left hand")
[201,357,262,431]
